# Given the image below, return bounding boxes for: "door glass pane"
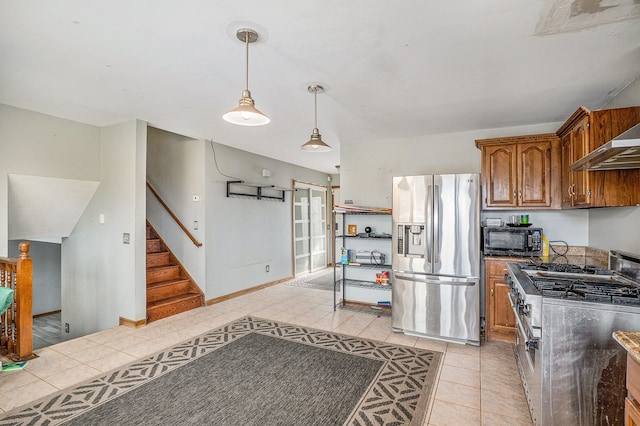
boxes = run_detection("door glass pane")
[295,239,310,254]
[295,222,309,238]
[296,257,310,273]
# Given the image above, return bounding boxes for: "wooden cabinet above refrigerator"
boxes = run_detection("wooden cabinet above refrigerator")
[557,106,640,208]
[476,133,561,210]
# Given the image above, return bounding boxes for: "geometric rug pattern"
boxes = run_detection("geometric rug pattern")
[0,317,442,426]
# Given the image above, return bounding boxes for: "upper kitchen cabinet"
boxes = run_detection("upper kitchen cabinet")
[557,106,640,208]
[476,133,561,210]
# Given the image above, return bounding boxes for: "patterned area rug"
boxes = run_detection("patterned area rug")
[284,269,337,291]
[0,317,442,426]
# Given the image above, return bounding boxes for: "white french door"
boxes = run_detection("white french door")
[293,182,327,275]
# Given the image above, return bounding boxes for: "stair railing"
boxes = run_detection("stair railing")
[0,242,34,361]
[146,181,202,247]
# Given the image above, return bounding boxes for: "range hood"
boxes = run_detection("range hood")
[570,123,640,171]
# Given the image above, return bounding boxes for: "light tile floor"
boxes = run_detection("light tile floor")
[0,280,533,425]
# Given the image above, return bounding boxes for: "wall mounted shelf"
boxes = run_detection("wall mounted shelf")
[226,180,292,202]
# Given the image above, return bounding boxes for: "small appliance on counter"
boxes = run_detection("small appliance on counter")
[482,225,542,257]
[483,217,503,227]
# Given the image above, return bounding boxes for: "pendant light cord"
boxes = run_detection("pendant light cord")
[313,89,318,129]
[244,31,249,91]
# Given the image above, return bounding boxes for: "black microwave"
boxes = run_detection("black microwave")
[482,226,543,256]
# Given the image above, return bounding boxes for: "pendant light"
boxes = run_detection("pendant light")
[223,28,270,126]
[301,84,332,152]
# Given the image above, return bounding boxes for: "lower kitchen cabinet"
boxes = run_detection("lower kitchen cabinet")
[627,353,640,426]
[484,258,516,342]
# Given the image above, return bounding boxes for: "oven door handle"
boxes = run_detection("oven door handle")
[511,301,540,353]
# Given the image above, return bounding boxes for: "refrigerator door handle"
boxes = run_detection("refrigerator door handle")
[394,274,477,286]
[426,180,433,264]
[433,184,440,265]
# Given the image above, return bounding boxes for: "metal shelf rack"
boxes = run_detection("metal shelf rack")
[226,180,292,202]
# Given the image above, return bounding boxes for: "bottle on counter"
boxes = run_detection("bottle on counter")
[541,234,549,258]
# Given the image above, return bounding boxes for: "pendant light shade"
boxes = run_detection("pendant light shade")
[223,28,270,126]
[301,84,331,152]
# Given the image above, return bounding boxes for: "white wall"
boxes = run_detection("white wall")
[340,123,561,208]
[146,127,206,287]
[61,120,147,338]
[589,76,640,254]
[9,240,61,315]
[0,104,100,256]
[205,142,330,298]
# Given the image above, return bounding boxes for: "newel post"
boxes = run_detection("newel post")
[15,241,33,360]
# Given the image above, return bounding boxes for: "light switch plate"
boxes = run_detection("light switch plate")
[123,233,130,244]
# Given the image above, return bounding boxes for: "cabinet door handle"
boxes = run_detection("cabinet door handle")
[513,190,516,200]
[571,184,576,196]
[491,288,494,297]
[568,186,572,197]
[518,190,522,200]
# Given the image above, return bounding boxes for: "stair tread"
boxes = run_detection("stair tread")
[147,265,180,271]
[147,278,190,289]
[147,251,169,256]
[147,293,202,309]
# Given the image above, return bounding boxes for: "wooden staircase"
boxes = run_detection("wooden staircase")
[146,222,204,323]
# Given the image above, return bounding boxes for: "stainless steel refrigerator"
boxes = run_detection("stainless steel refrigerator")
[391,174,481,345]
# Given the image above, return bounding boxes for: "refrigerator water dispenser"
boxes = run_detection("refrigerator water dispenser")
[397,224,425,257]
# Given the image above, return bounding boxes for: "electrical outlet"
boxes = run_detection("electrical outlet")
[265,265,270,273]
[65,323,69,333]
[123,233,130,244]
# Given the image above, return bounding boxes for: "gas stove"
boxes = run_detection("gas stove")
[516,262,640,305]
[505,251,640,425]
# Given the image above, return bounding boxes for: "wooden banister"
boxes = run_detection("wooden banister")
[147,181,202,248]
[0,241,34,361]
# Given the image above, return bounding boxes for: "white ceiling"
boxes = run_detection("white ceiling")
[2,0,640,174]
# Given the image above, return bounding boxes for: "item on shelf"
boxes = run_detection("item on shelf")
[521,214,529,224]
[357,232,370,238]
[347,224,357,235]
[484,217,502,227]
[364,226,372,233]
[334,205,392,214]
[509,215,521,225]
[341,247,348,265]
[354,251,385,265]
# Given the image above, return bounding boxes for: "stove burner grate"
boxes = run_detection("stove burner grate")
[535,280,640,305]
[517,262,614,275]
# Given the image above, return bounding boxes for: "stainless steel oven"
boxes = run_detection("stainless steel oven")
[506,250,640,425]
[508,282,542,425]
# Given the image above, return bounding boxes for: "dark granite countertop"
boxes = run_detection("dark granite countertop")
[483,246,609,268]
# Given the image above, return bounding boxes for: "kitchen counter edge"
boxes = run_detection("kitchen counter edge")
[483,254,608,268]
[613,331,640,365]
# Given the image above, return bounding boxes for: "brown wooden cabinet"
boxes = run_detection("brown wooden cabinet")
[476,134,561,210]
[557,106,640,208]
[484,258,515,342]
[626,354,640,426]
